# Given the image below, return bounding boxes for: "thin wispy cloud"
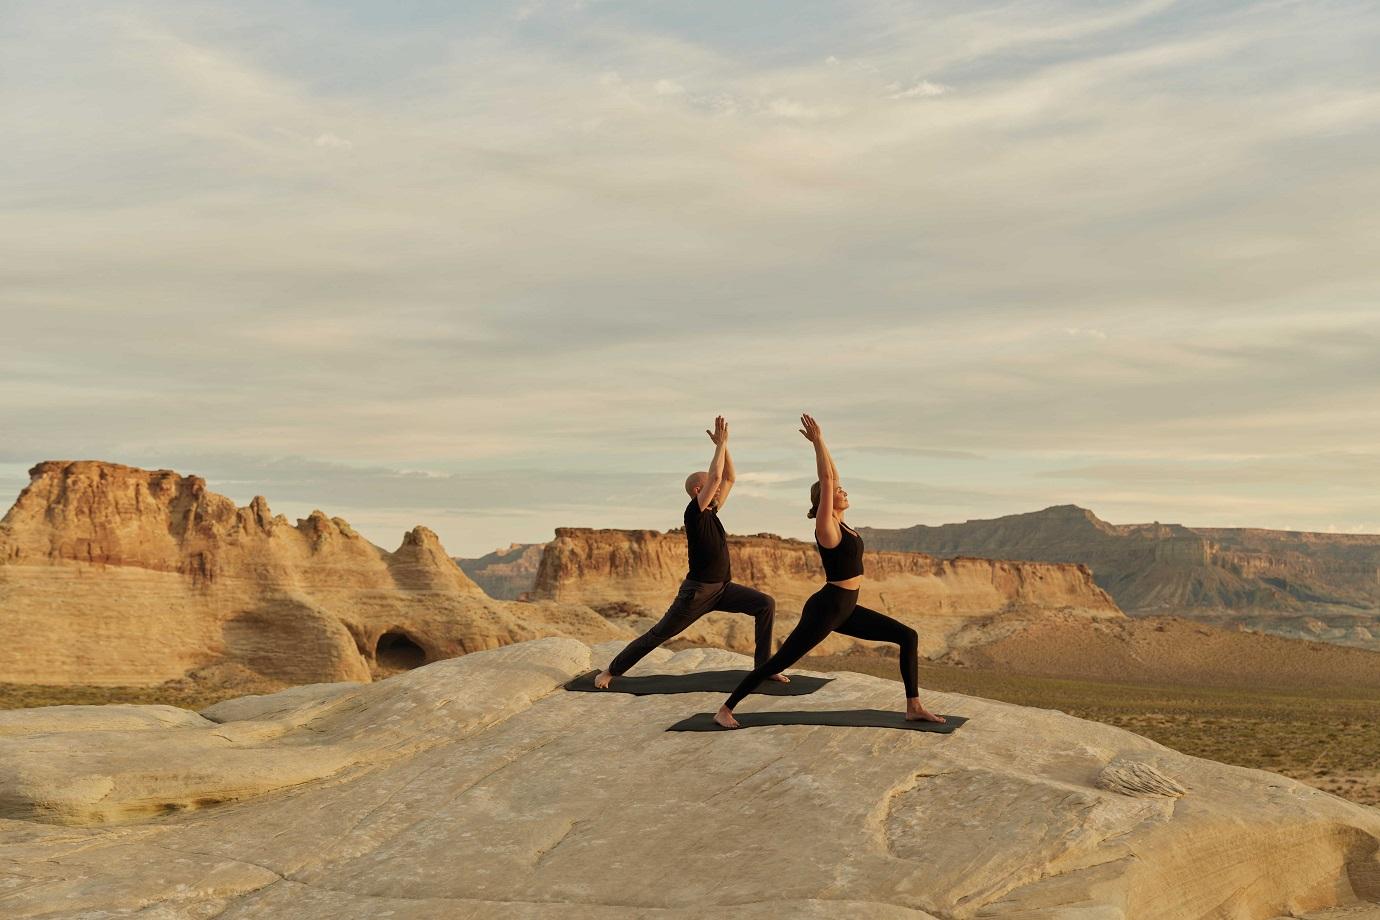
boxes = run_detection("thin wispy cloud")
[886,80,948,99]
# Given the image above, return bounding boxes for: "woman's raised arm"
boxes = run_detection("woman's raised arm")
[800,414,842,548]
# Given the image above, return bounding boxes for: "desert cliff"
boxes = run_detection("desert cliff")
[531,526,1121,657]
[0,461,625,686]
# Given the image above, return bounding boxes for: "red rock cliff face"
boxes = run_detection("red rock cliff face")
[531,527,1121,656]
[0,462,624,686]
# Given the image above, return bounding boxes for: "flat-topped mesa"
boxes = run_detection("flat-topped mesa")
[0,461,622,686]
[1,460,224,570]
[532,527,1120,656]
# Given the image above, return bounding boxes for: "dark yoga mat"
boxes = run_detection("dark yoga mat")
[666,709,968,733]
[564,669,834,696]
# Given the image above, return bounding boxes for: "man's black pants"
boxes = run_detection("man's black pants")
[606,579,777,675]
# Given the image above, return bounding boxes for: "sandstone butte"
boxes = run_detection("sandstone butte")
[0,461,626,687]
[1,638,1378,919]
[531,526,1123,658]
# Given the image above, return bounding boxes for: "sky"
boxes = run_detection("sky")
[3,0,1379,556]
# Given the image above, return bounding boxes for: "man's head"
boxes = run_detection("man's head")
[685,471,709,499]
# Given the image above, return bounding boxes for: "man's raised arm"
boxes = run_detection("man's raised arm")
[715,445,737,509]
[699,416,728,510]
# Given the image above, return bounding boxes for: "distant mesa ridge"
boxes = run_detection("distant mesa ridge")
[455,542,545,599]
[859,505,1380,647]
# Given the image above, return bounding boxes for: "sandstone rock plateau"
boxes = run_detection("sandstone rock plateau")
[532,527,1121,657]
[861,506,1380,651]
[1,638,1378,919]
[0,461,625,687]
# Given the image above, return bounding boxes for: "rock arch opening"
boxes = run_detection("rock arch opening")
[375,630,426,673]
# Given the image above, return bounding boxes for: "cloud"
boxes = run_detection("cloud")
[886,80,948,99]
[3,0,1379,543]
[734,472,806,485]
[313,132,353,149]
[846,447,987,461]
[765,97,831,120]
[1037,452,1380,491]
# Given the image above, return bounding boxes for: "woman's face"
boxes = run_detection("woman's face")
[833,485,849,512]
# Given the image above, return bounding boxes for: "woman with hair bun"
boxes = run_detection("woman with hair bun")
[713,414,946,729]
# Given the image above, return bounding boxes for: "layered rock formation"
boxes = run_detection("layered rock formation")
[0,461,626,686]
[862,505,1380,650]
[1,638,1377,918]
[532,527,1121,657]
[455,541,545,599]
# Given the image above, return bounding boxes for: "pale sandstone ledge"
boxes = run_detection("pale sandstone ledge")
[532,526,1122,656]
[0,461,627,686]
[1,638,1376,919]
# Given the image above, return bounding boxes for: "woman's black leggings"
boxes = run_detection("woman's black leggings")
[725,584,919,709]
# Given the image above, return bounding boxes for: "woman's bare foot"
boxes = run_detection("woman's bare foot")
[593,670,614,689]
[766,673,790,683]
[713,705,741,729]
[905,698,946,723]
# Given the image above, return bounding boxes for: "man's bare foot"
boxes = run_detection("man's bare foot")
[713,705,741,729]
[593,670,614,689]
[766,673,791,683]
[905,698,946,723]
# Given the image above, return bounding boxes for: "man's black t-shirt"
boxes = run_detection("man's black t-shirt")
[684,498,731,583]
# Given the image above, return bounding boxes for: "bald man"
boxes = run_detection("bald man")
[594,416,788,688]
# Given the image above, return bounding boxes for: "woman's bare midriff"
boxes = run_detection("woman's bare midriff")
[827,576,863,590]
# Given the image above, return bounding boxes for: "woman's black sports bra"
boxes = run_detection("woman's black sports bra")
[817,522,864,582]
